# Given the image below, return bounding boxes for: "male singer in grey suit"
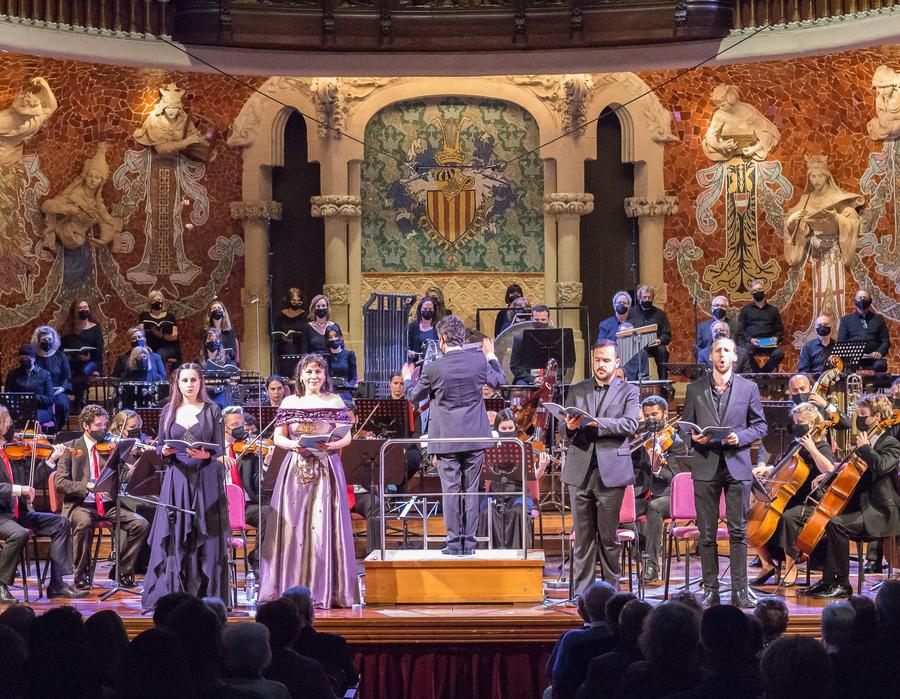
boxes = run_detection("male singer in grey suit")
[681,337,767,608]
[562,340,641,593]
[404,315,506,555]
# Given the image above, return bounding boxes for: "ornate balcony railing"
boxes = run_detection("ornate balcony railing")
[0,0,171,37]
[732,0,898,29]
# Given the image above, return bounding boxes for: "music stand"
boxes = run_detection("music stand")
[0,392,36,428]
[356,399,412,437]
[484,398,506,415]
[484,442,535,481]
[830,341,867,371]
[520,328,575,380]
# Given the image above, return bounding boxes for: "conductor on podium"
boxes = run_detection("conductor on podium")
[403,315,506,556]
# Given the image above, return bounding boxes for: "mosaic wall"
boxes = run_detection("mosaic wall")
[643,45,900,367]
[360,97,544,273]
[0,52,263,375]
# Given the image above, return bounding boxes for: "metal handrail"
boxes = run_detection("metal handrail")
[378,436,530,560]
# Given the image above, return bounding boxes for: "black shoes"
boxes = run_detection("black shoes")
[812,584,852,599]
[119,574,137,589]
[47,583,88,599]
[750,567,778,586]
[643,562,660,583]
[797,580,830,596]
[0,584,17,605]
[74,575,92,591]
[864,561,884,574]
[732,588,757,609]
[700,589,721,607]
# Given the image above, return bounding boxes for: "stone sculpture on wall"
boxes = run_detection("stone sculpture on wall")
[867,65,900,142]
[702,85,780,162]
[133,83,214,163]
[784,155,864,344]
[0,77,56,296]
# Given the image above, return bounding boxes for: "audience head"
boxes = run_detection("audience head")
[116,627,192,699]
[700,604,750,669]
[577,581,616,624]
[639,602,700,669]
[848,594,877,642]
[618,599,652,644]
[668,590,703,618]
[0,604,35,642]
[746,614,765,658]
[875,578,900,629]
[222,623,272,680]
[0,624,26,699]
[201,596,228,628]
[761,635,833,699]
[754,596,790,646]
[152,591,195,627]
[257,598,302,649]
[25,641,99,699]
[604,592,637,637]
[283,585,315,628]
[162,598,224,684]
[821,601,856,653]
[85,610,128,689]
[28,605,85,656]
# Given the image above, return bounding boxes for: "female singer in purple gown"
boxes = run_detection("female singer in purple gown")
[259,353,357,608]
[142,363,229,610]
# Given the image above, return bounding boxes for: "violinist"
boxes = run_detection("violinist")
[631,396,687,583]
[221,405,269,573]
[751,402,837,587]
[388,371,423,481]
[55,405,150,590]
[802,394,900,599]
[0,405,85,602]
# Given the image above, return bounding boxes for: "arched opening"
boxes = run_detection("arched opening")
[580,107,635,342]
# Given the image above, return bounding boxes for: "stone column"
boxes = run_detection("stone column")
[230,200,283,377]
[311,194,361,337]
[624,196,679,304]
[544,192,594,380]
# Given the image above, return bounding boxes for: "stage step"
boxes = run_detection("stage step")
[363,549,545,604]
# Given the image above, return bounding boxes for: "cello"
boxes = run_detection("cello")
[747,357,844,547]
[512,357,558,455]
[794,407,900,557]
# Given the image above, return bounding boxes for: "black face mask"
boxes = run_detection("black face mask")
[289,302,303,310]
[328,339,342,350]
[855,298,872,311]
[533,321,548,330]
[420,310,434,321]
[790,423,810,438]
[2,425,15,442]
[151,301,163,311]
[89,429,107,443]
[791,392,810,405]
[856,416,871,432]
[138,357,149,368]
[614,303,628,316]
[210,309,224,321]
[713,332,728,342]
[206,341,221,353]
[38,339,53,352]
[752,290,765,303]
[816,325,831,337]
[127,428,143,439]
[639,300,653,311]
[229,427,248,442]
[314,308,328,319]
[131,338,146,348]
[711,307,727,320]
[78,309,90,320]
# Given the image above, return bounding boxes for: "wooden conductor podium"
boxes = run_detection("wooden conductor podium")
[363,549,545,604]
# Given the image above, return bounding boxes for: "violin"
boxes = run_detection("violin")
[627,416,680,454]
[98,434,157,455]
[3,433,82,460]
[233,439,275,456]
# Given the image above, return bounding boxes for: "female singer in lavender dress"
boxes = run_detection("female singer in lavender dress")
[142,363,229,611]
[259,353,357,608]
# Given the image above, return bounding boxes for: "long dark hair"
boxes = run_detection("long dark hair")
[160,362,213,436]
[66,299,94,335]
[292,354,333,396]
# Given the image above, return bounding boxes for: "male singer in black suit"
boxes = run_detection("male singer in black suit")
[403,315,506,555]
[562,340,641,593]
[0,405,85,603]
[55,404,150,589]
[682,337,767,608]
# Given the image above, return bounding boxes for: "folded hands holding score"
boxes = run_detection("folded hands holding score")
[161,446,213,460]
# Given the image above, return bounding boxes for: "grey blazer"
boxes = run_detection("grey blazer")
[405,347,505,454]
[681,373,768,482]
[562,377,641,489]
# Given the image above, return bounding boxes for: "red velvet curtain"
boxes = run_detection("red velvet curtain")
[354,643,552,699]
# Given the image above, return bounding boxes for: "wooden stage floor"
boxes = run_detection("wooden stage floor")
[10,552,880,642]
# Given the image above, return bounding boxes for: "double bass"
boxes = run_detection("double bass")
[794,407,900,557]
[747,357,844,547]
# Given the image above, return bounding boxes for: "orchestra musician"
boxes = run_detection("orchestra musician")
[838,289,890,373]
[627,284,672,381]
[682,337,767,607]
[801,393,900,599]
[510,304,552,385]
[0,405,85,602]
[402,315,505,556]
[631,396,687,584]
[694,296,734,361]
[562,340,640,592]
[798,315,835,375]
[786,373,849,428]
[597,291,648,381]
[55,404,150,590]
[737,280,784,373]
[752,402,837,587]
[266,375,288,408]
